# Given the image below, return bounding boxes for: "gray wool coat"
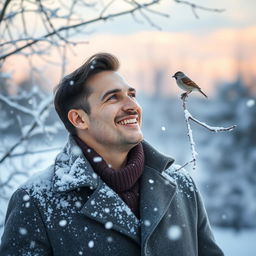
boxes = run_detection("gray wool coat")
[0,136,224,256]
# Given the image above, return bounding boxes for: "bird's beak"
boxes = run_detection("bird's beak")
[172,75,175,78]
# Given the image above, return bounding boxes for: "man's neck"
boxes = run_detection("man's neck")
[77,135,133,170]
[98,150,128,170]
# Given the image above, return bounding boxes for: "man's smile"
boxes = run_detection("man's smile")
[116,115,140,128]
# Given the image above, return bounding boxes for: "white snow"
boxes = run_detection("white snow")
[167,225,182,240]
[144,220,151,227]
[59,219,67,227]
[107,236,113,243]
[88,240,94,248]
[19,227,28,235]
[93,156,102,163]
[246,99,255,107]
[22,194,30,201]
[105,221,113,229]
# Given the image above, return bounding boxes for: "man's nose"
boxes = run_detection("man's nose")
[122,95,140,111]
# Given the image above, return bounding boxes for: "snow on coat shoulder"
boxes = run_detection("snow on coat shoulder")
[162,164,197,197]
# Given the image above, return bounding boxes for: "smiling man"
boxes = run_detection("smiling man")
[0,53,224,256]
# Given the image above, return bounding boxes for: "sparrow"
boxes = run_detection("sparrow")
[172,71,207,98]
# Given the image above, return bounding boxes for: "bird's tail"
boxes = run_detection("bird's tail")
[199,89,208,98]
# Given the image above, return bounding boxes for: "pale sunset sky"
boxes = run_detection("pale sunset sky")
[5,0,256,96]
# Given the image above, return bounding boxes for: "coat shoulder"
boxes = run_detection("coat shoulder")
[19,165,55,198]
[162,164,197,197]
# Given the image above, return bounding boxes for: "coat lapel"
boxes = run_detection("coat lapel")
[80,179,140,243]
[140,165,177,248]
[140,141,177,249]
[52,136,140,243]
[52,137,177,246]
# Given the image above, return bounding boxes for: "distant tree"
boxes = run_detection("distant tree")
[201,76,256,230]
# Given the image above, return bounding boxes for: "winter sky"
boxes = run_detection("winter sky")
[5,0,256,96]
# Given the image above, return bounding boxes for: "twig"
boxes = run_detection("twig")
[182,96,197,170]
[0,171,28,188]
[174,0,225,19]
[180,94,236,171]
[0,0,161,60]
[0,0,12,23]
[0,147,62,158]
[175,159,195,171]
[0,97,53,164]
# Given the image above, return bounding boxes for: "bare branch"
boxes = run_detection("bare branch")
[0,147,62,158]
[175,159,195,171]
[99,0,116,18]
[0,0,12,23]
[174,0,225,14]
[0,0,161,60]
[0,171,28,188]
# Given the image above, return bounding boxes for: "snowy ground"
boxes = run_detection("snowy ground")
[213,227,256,256]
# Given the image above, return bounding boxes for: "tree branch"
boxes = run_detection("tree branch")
[0,0,161,60]
[0,0,12,23]
[180,94,236,171]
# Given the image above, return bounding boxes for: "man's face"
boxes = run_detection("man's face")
[83,71,143,151]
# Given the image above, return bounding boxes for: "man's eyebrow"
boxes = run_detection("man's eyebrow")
[101,87,136,101]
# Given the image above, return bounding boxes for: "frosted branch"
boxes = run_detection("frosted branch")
[181,94,236,171]
[0,0,162,60]
[0,96,53,164]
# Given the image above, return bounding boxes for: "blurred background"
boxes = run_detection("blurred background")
[0,0,255,255]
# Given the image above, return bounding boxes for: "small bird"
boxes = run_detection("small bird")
[172,71,208,99]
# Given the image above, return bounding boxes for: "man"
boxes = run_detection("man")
[0,53,224,255]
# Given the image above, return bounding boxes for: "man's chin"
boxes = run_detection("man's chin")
[126,134,144,146]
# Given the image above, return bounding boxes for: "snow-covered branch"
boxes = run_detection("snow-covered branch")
[0,0,162,60]
[181,94,236,171]
[0,96,53,164]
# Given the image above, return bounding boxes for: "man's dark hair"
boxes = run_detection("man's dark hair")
[54,53,120,135]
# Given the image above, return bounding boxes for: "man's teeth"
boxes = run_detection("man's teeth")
[118,118,137,125]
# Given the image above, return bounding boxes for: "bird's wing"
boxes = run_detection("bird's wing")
[181,77,200,89]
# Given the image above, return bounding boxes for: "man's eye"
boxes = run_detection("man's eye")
[107,95,117,101]
[129,93,136,98]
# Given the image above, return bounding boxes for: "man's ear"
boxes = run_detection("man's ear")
[67,109,89,130]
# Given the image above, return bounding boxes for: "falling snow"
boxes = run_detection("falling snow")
[23,194,30,201]
[59,219,67,227]
[105,221,113,229]
[19,227,28,235]
[167,225,182,240]
[144,220,151,227]
[246,99,255,107]
[93,156,102,163]
[88,240,94,248]
[148,179,154,184]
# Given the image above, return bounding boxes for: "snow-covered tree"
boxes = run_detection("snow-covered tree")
[201,76,256,230]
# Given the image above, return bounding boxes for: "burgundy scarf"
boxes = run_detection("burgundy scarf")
[73,135,144,218]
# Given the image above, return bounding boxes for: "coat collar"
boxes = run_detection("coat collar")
[52,136,177,245]
[52,135,99,192]
[53,136,175,193]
